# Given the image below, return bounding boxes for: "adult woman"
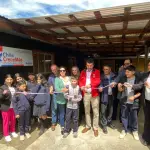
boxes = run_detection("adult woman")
[55,66,70,134]
[0,74,18,142]
[71,66,80,79]
[141,62,150,146]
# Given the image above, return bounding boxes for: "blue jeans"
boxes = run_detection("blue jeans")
[51,94,57,124]
[121,103,138,133]
[57,104,65,127]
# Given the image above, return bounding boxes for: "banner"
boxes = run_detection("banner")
[0,46,33,66]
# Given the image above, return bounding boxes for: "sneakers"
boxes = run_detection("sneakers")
[5,135,12,142]
[132,131,139,141]
[63,132,69,138]
[102,127,108,134]
[51,124,56,131]
[61,127,64,135]
[120,130,127,139]
[25,133,31,139]
[73,132,78,138]
[11,132,18,138]
[108,123,115,129]
[20,135,25,141]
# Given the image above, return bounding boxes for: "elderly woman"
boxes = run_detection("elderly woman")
[55,66,70,135]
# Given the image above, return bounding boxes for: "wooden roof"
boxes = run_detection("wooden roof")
[1,2,150,56]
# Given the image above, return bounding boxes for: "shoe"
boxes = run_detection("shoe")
[29,126,31,131]
[140,137,150,146]
[132,131,139,141]
[39,129,45,136]
[82,128,91,133]
[73,132,78,138]
[25,133,31,139]
[63,132,69,138]
[120,130,127,139]
[61,127,64,135]
[11,132,18,138]
[20,135,25,141]
[51,124,56,131]
[108,123,115,129]
[5,135,12,142]
[102,127,108,134]
[93,130,98,137]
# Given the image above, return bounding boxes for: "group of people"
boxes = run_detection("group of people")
[0,58,150,147]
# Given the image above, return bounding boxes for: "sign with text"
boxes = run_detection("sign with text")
[0,46,33,67]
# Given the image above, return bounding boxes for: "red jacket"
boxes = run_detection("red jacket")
[79,69,101,97]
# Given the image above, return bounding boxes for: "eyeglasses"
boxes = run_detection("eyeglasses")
[60,70,66,72]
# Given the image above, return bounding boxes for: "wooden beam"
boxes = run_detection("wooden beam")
[24,12,150,30]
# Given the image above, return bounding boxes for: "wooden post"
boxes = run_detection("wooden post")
[144,45,149,72]
[136,54,140,69]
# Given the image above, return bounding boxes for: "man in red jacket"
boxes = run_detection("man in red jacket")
[79,58,101,137]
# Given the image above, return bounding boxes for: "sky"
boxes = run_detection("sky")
[0,0,149,19]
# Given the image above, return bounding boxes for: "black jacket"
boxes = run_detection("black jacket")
[119,75,143,109]
[0,85,13,111]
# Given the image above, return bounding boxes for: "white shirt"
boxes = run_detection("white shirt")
[60,76,70,87]
[8,87,15,108]
[85,70,92,93]
[145,75,150,101]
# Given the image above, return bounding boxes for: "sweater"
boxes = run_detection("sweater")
[64,85,82,109]
[55,77,66,104]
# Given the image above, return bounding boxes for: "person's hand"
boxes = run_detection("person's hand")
[81,86,85,91]
[16,115,20,118]
[99,87,103,92]
[124,82,132,88]
[129,96,135,102]
[3,90,8,95]
[85,84,91,89]
[61,88,68,93]
[23,91,28,95]
[110,82,117,88]
[49,86,54,94]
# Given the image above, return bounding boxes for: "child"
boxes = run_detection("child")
[31,73,50,136]
[12,81,31,141]
[63,77,82,138]
[13,73,26,88]
[118,65,142,140]
[0,74,18,142]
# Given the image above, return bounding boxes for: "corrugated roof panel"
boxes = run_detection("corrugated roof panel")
[94,36,106,39]
[126,33,140,37]
[131,2,150,13]
[79,36,92,39]
[37,29,51,34]
[51,28,67,34]
[11,19,32,26]
[85,25,102,31]
[110,35,122,38]
[66,27,84,33]
[67,37,77,40]
[74,11,95,21]
[144,33,150,37]
[30,17,52,24]
[50,14,71,23]
[105,22,123,30]
[100,6,124,17]
[128,20,149,29]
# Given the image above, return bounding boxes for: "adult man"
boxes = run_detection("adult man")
[48,64,58,131]
[99,65,116,134]
[79,58,100,137]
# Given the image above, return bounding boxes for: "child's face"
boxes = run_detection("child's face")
[16,77,23,82]
[37,77,42,84]
[28,75,35,81]
[5,77,13,86]
[125,70,135,78]
[71,79,78,86]
[18,84,26,91]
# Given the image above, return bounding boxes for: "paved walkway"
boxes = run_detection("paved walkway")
[26,121,150,150]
